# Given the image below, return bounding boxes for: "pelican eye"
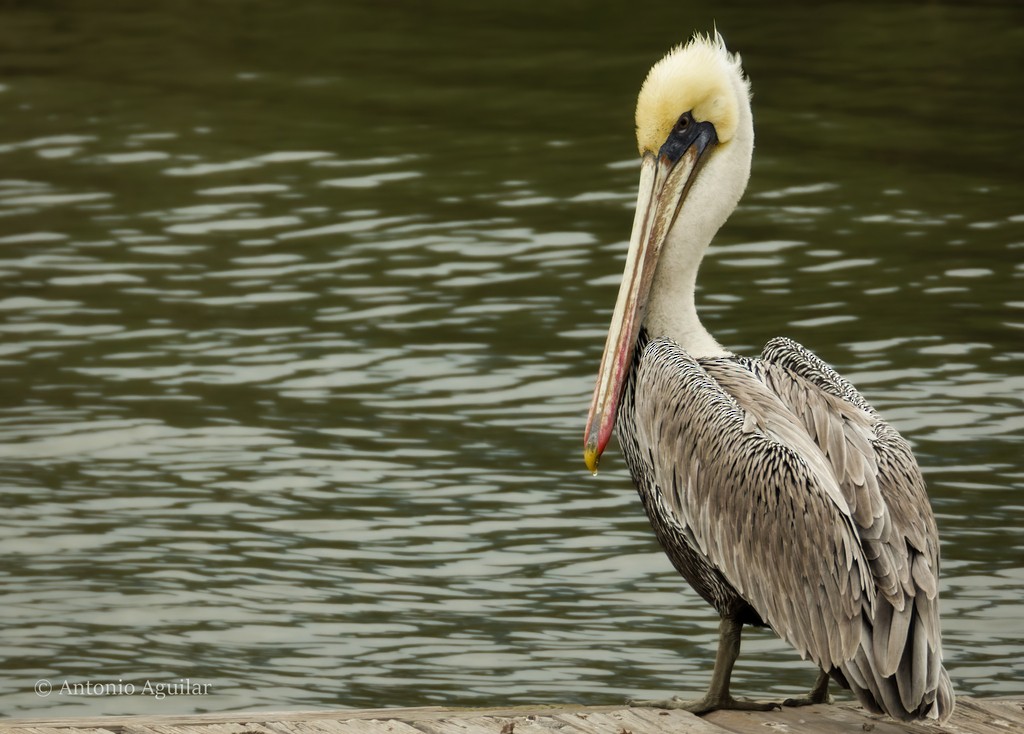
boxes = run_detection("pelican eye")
[659,111,718,163]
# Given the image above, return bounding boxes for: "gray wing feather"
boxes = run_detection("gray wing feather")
[760,336,954,722]
[633,338,872,670]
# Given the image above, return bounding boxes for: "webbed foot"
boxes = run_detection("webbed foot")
[782,669,831,707]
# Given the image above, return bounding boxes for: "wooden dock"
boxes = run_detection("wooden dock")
[2,698,1022,734]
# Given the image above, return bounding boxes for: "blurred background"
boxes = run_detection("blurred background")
[0,0,1021,718]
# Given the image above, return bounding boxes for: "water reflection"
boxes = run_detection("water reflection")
[1,0,1022,719]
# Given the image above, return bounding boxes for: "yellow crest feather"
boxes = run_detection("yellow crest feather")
[635,32,749,155]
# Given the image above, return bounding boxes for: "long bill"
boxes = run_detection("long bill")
[583,145,709,474]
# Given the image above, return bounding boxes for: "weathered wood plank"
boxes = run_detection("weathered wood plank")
[949,697,1024,733]
[261,721,425,734]
[550,709,724,734]
[707,698,1024,734]
[617,708,727,734]
[708,702,918,734]
[1,699,1022,734]
[402,716,496,734]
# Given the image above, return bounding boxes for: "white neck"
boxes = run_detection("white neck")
[644,223,728,357]
[640,161,749,359]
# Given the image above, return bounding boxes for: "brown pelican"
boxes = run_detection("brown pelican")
[583,33,954,722]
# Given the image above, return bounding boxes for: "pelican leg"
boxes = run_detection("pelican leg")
[628,617,780,714]
[783,669,831,707]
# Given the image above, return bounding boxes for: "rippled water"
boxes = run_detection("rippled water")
[1,0,1022,718]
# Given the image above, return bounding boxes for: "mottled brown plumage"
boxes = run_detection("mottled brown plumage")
[618,330,954,720]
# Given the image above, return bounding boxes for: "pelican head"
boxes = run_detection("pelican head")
[584,33,754,473]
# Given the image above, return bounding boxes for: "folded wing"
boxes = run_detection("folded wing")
[760,336,953,721]
[633,337,872,671]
